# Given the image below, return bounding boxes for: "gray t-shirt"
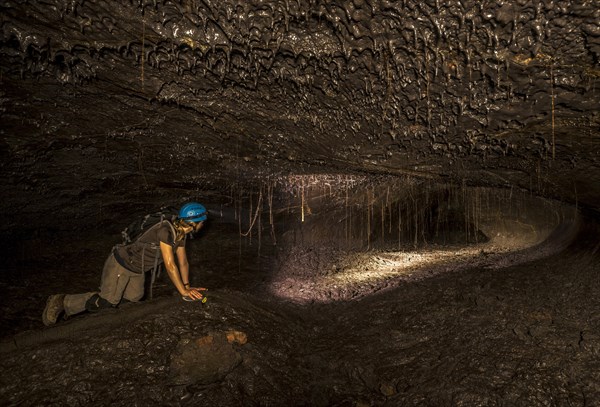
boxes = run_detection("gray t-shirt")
[115,222,185,274]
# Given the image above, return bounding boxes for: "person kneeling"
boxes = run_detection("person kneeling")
[42,202,208,325]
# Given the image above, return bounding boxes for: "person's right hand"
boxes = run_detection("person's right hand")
[182,287,207,301]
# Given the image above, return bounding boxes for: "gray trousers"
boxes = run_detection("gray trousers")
[63,253,145,316]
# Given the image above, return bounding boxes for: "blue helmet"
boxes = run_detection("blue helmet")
[179,202,207,223]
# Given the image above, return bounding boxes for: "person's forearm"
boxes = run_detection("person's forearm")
[166,266,187,295]
[180,263,190,286]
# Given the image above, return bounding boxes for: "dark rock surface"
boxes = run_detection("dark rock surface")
[1,1,599,405]
[1,0,599,233]
[1,178,599,405]
[169,330,247,385]
[0,215,599,406]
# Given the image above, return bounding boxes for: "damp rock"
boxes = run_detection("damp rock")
[169,330,247,385]
[379,381,397,396]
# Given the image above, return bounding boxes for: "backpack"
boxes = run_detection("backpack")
[119,205,180,299]
[121,206,179,245]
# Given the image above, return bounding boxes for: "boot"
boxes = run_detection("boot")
[42,294,66,326]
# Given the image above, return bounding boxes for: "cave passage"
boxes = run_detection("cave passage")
[224,174,580,303]
[1,0,600,405]
[0,181,597,406]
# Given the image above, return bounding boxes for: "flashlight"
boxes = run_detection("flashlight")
[182,295,208,303]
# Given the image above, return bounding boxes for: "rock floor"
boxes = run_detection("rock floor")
[1,219,599,406]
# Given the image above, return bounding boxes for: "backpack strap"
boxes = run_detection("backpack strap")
[114,217,179,299]
[144,219,177,299]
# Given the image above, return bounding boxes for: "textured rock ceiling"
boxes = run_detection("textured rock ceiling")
[1,0,599,234]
